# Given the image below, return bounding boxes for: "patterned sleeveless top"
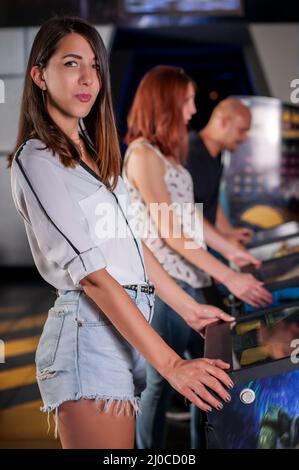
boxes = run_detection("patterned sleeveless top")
[122,139,211,289]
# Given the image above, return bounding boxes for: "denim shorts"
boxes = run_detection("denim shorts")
[35,286,155,426]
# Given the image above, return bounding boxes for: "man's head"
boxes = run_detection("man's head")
[208,98,251,152]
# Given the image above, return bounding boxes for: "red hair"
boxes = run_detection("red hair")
[125,65,195,164]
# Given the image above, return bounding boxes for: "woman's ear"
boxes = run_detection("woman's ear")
[30,65,47,91]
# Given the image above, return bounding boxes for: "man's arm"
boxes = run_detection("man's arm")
[216,204,253,244]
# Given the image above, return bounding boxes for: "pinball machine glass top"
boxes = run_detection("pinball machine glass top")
[231,306,299,370]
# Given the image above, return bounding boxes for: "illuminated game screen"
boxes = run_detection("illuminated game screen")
[124,0,243,15]
[222,99,299,228]
[232,306,299,369]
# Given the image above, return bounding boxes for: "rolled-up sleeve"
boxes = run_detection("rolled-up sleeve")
[13,150,107,285]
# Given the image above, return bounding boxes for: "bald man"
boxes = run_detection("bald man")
[186,98,253,245]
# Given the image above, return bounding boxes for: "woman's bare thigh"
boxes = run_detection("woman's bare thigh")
[57,399,136,449]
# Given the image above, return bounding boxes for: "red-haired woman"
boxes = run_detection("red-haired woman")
[9,19,236,449]
[123,65,272,448]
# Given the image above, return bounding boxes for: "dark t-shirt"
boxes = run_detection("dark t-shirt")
[186,131,223,225]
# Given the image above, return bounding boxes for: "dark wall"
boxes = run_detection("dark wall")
[110,24,268,148]
[1,0,299,27]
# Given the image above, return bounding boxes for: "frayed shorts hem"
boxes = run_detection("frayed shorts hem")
[41,394,142,439]
[41,394,141,414]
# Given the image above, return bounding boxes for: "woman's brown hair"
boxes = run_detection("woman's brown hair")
[125,65,195,164]
[8,16,120,190]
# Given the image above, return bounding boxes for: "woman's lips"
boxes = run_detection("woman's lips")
[75,93,92,103]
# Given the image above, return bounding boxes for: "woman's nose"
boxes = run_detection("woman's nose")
[80,65,93,85]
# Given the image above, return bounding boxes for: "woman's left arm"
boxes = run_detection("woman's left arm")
[142,242,234,333]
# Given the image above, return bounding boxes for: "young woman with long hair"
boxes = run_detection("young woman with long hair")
[9,18,235,449]
[123,65,272,448]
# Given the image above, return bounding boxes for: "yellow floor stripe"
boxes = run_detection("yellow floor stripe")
[0,400,61,446]
[0,364,37,391]
[4,336,39,358]
[0,313,46,335]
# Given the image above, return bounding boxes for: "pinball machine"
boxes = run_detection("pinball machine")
[204,302,299,449]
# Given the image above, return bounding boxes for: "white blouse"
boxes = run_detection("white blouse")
[11,139,148,290]
[123,139,211,289]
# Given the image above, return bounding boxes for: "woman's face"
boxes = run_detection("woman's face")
[38,33,101,125]
[182,82,196,125]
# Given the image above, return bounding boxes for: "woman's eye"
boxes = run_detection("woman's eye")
[63,61,100,71]
[185,97,194,104]
[64,61,78,67]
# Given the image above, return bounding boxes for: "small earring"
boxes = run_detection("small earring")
[42,89,46,106]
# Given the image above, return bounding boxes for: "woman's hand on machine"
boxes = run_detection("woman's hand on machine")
[225,246,261,268]
[181,301,235,334]
[225,271,272,308]
[163,357,233,412]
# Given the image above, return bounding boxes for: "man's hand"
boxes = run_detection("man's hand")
[224,226,254,244]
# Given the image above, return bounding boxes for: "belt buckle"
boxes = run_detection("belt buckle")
[148,284,155,295]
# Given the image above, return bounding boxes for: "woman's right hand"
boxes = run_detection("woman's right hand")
[164,357,233,412]
[225,271,272,308]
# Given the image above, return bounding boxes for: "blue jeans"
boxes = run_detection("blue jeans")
[136,280,206,449]
[35,288,154,425]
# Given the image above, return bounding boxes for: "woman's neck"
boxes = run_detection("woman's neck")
[46,104,80,142]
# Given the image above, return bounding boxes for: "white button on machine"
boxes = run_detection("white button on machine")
[240,388,255,404]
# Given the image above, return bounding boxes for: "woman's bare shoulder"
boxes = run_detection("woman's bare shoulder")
[127,140,165,170]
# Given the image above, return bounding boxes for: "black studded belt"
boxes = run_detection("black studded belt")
[123,284,155,295]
